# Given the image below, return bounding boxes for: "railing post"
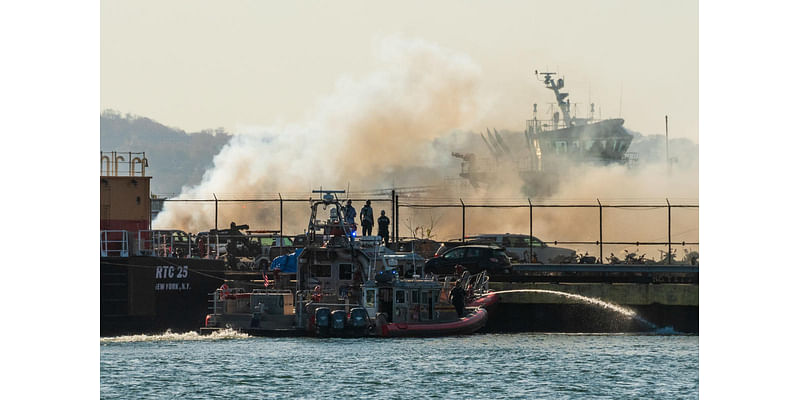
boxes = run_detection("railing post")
[460,199,465,242]
[597,199,603,264]
[667,198,672,265]
[279,193,283,242]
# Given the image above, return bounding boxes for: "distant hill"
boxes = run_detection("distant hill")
[100,110,232,195]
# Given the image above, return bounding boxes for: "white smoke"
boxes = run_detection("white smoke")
[153,36,486,232]
[152,36,698,257]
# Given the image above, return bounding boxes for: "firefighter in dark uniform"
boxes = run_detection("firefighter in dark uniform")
[377,210,390,245]
[449,280,466,318]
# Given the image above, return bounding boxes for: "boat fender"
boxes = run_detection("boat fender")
[204,314,211,327]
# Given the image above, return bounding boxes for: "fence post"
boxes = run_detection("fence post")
[528,198,533,262]
[667,198,672,265]
[597,198,603,264]
[460,199,465,242]
[213,193,218,231]
[395,193,400,244]
[391,189,395,244]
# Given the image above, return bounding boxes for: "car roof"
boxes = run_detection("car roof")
[467,233,539,238]
[448,244,503,250]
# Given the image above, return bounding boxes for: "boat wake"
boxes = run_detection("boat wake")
[100,328,249,344]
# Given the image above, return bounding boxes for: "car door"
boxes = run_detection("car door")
[440,247,467,273]
[463,247,483,273]
[529,236,553,262]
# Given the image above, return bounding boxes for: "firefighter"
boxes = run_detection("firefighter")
[377,210,390,245]
[360,200,374,236]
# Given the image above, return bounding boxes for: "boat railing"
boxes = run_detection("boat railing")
[208,288,295,314]
[137,230,191,257]
[100,230,129,257]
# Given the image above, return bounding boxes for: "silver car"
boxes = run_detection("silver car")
[464,234,576,263]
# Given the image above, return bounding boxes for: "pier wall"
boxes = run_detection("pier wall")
[485,282,698,333]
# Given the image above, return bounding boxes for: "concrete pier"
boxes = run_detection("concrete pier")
[486,282,698,333]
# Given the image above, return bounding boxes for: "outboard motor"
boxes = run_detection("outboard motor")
[315,307,331,336]
[330,310,347,332]
[349,307,369,336]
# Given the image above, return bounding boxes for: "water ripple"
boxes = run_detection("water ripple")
[101,333,698,399]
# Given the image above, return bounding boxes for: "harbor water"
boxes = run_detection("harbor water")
[100,331,698,399]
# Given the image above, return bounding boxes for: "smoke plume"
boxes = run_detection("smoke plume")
[153,37,485,232]
[153,37,698,261]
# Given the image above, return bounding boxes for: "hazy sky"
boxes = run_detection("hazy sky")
[101,0,698,139]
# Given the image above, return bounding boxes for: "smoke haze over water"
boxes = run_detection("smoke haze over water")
[153,37,698,254]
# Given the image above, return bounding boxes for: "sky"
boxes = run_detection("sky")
[101,0,699,140]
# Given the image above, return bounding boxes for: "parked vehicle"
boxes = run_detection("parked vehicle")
[434,239,468,257]
[425,244,511,275]
[463,234,576,263]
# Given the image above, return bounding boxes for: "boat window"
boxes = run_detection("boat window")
[395,290,405,304]
[365,289,375,308]
[310,264,331,277]
[465,247,481,258]
[421,291,428,303]
[339,263,353,280]
[412,290,419,304]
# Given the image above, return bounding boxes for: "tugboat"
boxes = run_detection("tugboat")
[200,189,499,337]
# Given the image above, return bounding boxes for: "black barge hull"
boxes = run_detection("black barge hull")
[100,256,259,336]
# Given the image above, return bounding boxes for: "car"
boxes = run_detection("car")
[464,233,576,263]
[424,244,511,276]
[433,239,467,257]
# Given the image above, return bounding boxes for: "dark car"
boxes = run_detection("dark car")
[425,245,511,276]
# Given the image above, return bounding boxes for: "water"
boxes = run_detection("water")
[101,331,698,399]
